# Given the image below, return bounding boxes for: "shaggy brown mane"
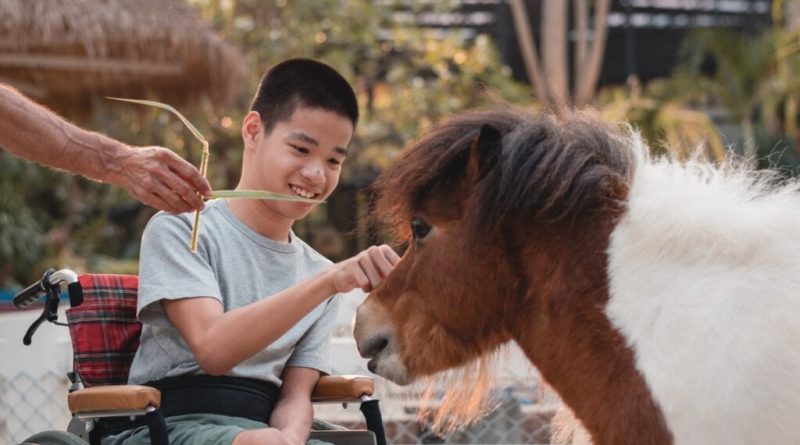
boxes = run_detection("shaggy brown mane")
[373,107,637,244]
[371,106,525,242]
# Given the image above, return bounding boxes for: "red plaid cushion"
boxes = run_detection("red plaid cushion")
[66,274,141,387]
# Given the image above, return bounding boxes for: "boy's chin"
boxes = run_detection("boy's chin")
[286,203,318,219]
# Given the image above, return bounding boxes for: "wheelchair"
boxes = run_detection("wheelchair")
[12,268,386,445]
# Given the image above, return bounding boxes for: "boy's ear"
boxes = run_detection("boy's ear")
[242,111,264,150]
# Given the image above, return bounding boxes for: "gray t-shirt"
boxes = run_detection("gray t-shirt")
[127,199,340,387]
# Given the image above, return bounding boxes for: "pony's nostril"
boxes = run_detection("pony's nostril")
[360,335,389,358]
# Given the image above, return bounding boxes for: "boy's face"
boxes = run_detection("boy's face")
[242,106,353,222]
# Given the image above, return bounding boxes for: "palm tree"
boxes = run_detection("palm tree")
[677,29,778,160]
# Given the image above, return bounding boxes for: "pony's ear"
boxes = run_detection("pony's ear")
[466,124,502,184]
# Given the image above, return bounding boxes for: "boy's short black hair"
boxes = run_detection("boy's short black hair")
[250,58,359,133]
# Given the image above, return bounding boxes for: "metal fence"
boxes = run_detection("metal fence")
[0,370,565,445]
[316,381,561,444]
[0,371,72,445]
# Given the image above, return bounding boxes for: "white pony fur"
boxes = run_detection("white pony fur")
[606,133,800,444]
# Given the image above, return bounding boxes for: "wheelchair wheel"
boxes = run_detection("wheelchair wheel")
[19,430,88,445]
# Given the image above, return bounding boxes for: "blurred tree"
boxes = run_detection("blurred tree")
[676,29,778,160]
[194,0,529,170]
[509,0,611,107]
[598,76,726,161]
[507,0,728,162]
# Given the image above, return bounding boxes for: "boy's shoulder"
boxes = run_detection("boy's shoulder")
[142,200,232,253]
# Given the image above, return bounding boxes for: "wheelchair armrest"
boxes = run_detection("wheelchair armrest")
[67,385,161,414]
[312,375,374,402]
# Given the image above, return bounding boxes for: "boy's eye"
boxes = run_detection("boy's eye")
[328,158,342,166]
[290,144,309,154]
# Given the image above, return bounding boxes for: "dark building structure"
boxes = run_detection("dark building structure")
[411,0,773,88]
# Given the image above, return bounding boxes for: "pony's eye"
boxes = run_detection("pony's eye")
[411,217,431,241]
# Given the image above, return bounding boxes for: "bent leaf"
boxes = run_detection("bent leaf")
[209,190,324,204]
[107,97,207,144]
[109,96,210,252]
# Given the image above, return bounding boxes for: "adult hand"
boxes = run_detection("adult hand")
[330,245,400,294]
[107,145,212,214]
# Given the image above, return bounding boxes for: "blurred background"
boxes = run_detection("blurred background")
[0,0,795,443]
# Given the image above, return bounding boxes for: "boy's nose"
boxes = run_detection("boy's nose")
[300,164,324,184]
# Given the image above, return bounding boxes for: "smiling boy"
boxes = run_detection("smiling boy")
[121,59,399,445]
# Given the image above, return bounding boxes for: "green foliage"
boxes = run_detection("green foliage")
[597,77,726,161]
[677,28,778,120]
[0,154,45,286]
[0,150,125,285]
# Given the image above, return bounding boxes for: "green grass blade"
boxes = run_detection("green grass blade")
[107,97,207,144]
[209,189,325,204]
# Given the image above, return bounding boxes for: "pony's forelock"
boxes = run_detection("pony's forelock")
[372,108,641,248]
[471,110,639,240]
[371,106,529,245]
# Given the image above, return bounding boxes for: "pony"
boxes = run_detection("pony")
[353,107,800,445]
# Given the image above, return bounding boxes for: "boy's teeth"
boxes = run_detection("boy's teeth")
[291,185,316,199]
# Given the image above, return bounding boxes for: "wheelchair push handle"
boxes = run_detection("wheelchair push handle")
[13,278,46,308]
[14,268,81,345]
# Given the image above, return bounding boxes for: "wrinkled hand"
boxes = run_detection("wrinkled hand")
[110,145,212,214]
[330,245,400,294]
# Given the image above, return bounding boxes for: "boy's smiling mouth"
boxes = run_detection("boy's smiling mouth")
[289,184,320,199]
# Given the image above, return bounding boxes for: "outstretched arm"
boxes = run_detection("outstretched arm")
[0,84,211,213]
[164,245,401,376]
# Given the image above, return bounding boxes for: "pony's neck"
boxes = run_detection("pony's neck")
[511,224,672,445]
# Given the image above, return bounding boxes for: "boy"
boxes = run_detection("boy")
[122,59,399,445]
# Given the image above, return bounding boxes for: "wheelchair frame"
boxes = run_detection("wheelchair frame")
[12,268,386,445]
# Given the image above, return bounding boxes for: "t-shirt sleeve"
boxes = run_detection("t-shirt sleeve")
[286,293,342,374]
[137,213,222,328]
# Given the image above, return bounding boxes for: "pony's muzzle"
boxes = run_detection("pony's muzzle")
[354,298,411,383]
[354,299,392,357]
[358,335,389,360]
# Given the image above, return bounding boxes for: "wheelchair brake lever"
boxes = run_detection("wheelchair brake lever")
[21,269,63,345]
[22,312,47,346]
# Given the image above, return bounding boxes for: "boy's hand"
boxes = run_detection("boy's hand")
[330,245,400,293]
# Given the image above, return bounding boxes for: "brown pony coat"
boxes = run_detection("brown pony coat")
[358,108,673,444]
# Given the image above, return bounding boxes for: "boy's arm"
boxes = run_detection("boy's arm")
[163,245,400,376]
[269,366,321,445]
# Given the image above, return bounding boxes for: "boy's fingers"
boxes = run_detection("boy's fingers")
[380,245,401,266]
[359,255,383,287]
[350,265,371,291]
[370,249,395,278]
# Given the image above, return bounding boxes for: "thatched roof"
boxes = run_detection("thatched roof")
[0,0,247,113]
